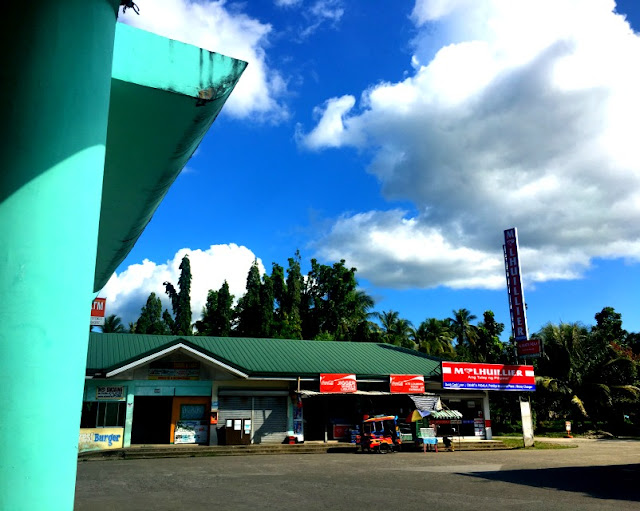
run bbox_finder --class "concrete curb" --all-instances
[78,440,509,461]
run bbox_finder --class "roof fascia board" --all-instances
[112,23,247,99]
[105,342,249,379]
[246,374,438,381]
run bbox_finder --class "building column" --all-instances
[483,391,493,439]
[210,383,220,445]
[124,387,135,447]
[0,1,120,510]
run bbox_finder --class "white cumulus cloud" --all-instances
[118,0,287,121]
[99,244,265,327]
[302,0,640,289]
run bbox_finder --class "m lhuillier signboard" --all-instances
[503,228,541,358]
[442,362,535,391]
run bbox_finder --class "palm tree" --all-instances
[395,318,416,349]
[536,322,640,423]
[336,290,376,341]
[374,310,414,348]
[101,314,125,333]
[413,318,455,357]
[448,308,478,347]
[374,310,400,344]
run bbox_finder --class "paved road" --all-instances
[75,439,640,511]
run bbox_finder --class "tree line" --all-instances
[100,252,640,434]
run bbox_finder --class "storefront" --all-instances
[82,333,497,452]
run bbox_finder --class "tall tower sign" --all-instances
[503,228,541,358]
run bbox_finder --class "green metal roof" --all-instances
[87,333,442,379]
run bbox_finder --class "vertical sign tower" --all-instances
[503,228,541,358]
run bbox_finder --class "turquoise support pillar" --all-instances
[0,1,120,510]
[124,388,135,447]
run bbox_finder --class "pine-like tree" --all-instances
[135,292,168,335]
[236,261,263,337]
[163,254,192,335]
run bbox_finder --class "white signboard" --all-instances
[96,386,125,400]
[174,421,208,444]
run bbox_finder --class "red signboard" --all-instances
[517,338,542,357]
[441,362,535,391]
[91,298,106,317]
[320,374,357,393]
[332,424,350,439]
[90,297,107,326]
[389,374,425,394]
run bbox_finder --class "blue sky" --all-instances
[103,0,640,338]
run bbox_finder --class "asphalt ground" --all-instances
[75,439,640,511]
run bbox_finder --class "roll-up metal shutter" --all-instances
[219,396,253,423]
[219,395,288,444]
[252,396,288,444]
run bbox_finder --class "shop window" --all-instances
[80,401,125,428]
[80,402,97,428]
[180,404,206,420]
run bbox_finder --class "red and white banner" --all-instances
[320,374,357,393]
[91,298,106,317]
[441,362,535,391]
[389,374,425,394]
[90,297,107,326]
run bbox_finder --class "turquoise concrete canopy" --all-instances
[94,23,247,291]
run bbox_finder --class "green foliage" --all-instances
[301,258,373,342]
[163,255,192,335]
[499,437,576,450]
[281,254,303,339]
[162,309,174,334]
[135,292,169,335]
[373,310,415,348]
[472,311,505,363]
[235,260,264,337]
[449,308,479,357]
[534,316,640,428]
[593,306,628,346]
[101,314,125,333]
[196,281,234,336]
[413,318,455,357]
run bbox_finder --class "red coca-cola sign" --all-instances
[389,374,425,393]
[320,374,357,393]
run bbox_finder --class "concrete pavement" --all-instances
[75,438,640,510]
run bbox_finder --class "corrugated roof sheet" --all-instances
[87,333,442,378]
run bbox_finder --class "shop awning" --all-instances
[410,394,442,412]
[429,409,463,419]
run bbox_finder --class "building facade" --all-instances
[81,333,493,451]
